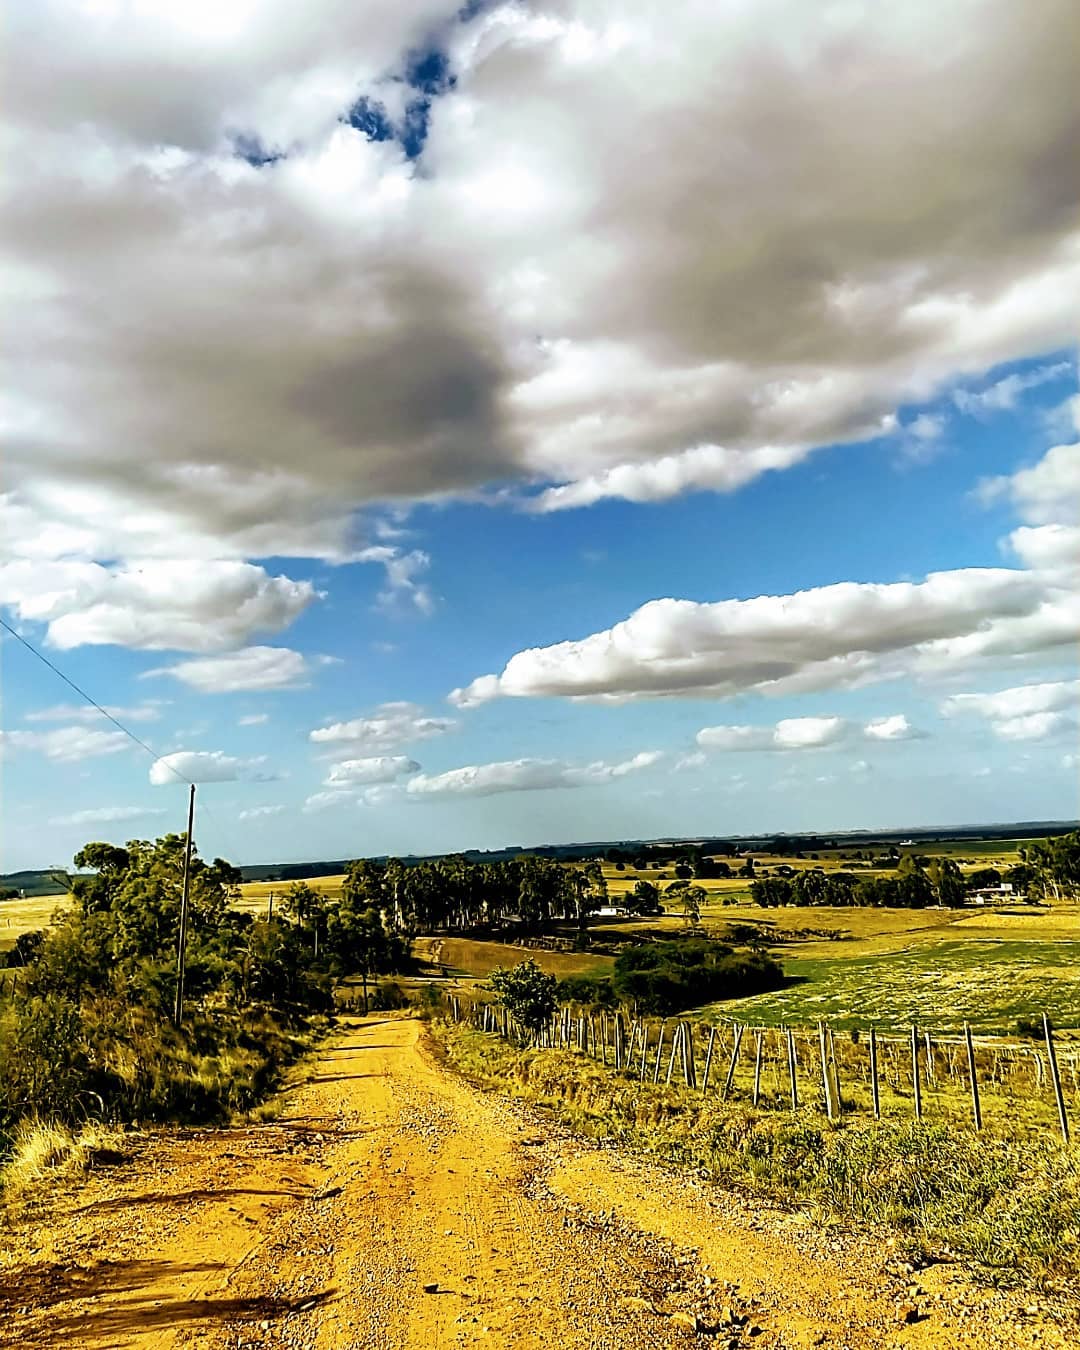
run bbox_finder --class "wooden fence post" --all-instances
[722,1023,744,1101]
[786,1027,799,1111]
[911,1025,923,1121]
[1045,1013,1070,1144]
[653,1024,666,1084]
[964,1023,982,1131]
[752,1029,763,1107]
[639,1024,650,1082]
[869,1027,880,1119]
[827,1025,842,1113]
[817,1023,835,1119]
[701,1025,717,1095]
[665,1027,679,1086]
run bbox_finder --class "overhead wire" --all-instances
[0,616,245,863]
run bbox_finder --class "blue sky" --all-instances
[1,2,1078,871]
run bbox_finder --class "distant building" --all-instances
[969,883,1015,905]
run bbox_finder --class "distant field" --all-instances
[234,874,347,918]
[710,936,1080,1033]
[0,896,69,952]
[413,936,611,980]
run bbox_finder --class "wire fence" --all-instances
[443,994,1077,1142]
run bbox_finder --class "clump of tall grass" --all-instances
[1,1118,127,1202]
[433,1023,1080,1281]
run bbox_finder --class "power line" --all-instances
[0,615,190,782]
[2,615,249,862]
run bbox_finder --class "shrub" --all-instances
[612,939,784,1015]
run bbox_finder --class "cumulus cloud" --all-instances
[452,565,1068,706]
[697,717,849,752]
[48,805,168,827]
[149,749,270,785]
[697,714,922,751]
[147,645,312,692]
[310,703,456,754]
[2,0,1077,574]
[981,442,1080,527]
[942,679,1079,741]
[405,751,662,797]
[0,560,319,652]
[323,756,421,788]
[2,726,132,762]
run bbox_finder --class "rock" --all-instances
[619,1296,656,1314]
[423,1283,440,1294]
[669,1311,700,1332]
[311,1185,343,1201]
[897,1302,921,1324]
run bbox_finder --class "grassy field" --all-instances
[708,937,1080,1033]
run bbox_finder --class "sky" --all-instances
[1,0,1078,872]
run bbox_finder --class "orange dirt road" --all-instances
[0,1014,1075,1350]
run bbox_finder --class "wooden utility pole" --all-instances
[173,783,196,1029]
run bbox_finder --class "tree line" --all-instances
[747,833,1080,909]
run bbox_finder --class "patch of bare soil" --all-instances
[1,1015,1075,1349]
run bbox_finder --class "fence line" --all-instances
[443,993,1076,1141]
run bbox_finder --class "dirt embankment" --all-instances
[0,1015,1074,1349]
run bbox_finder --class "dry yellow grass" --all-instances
[413,936,611,980]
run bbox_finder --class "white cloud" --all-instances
[2,0,1077,566]
[238,713,270,726]
[302,789,353,813]
[0,560,319,652]
[405,750,662,798]
[25,702,163,724]
[1007,524,1080,572]
[953,362,1073,416]
[323,756,421,788]
[942,679,1079,742]
[864,714,920,741]
[2,725,132,762]
[452,565,1062,706]
[237,804,287,821]
[149,749,270,785]
[672,750,706,772]
[980,442,1080,527]
[375,549,435,615]
[310,703,456,754]
[697,717,849,752]
[48,805,168,827]
[147,646,312,692]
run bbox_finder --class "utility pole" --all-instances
[173,783,196,1029]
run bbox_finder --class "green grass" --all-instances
[713,939,1080,1032]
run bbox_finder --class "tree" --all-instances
[666,880,705,927]
[630,878,661,914]
[488,960,557,1037]
[1021,832,1080,901]
[926,857,965,907]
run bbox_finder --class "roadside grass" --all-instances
[433,1022,1080,1283]
[710,938,1080,1032]
[0,1118,128,1205]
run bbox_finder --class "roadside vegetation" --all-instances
[0,835,412,1174]
[434,1021,1080,1283]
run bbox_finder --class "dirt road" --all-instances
[0,1015,1074,1349]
